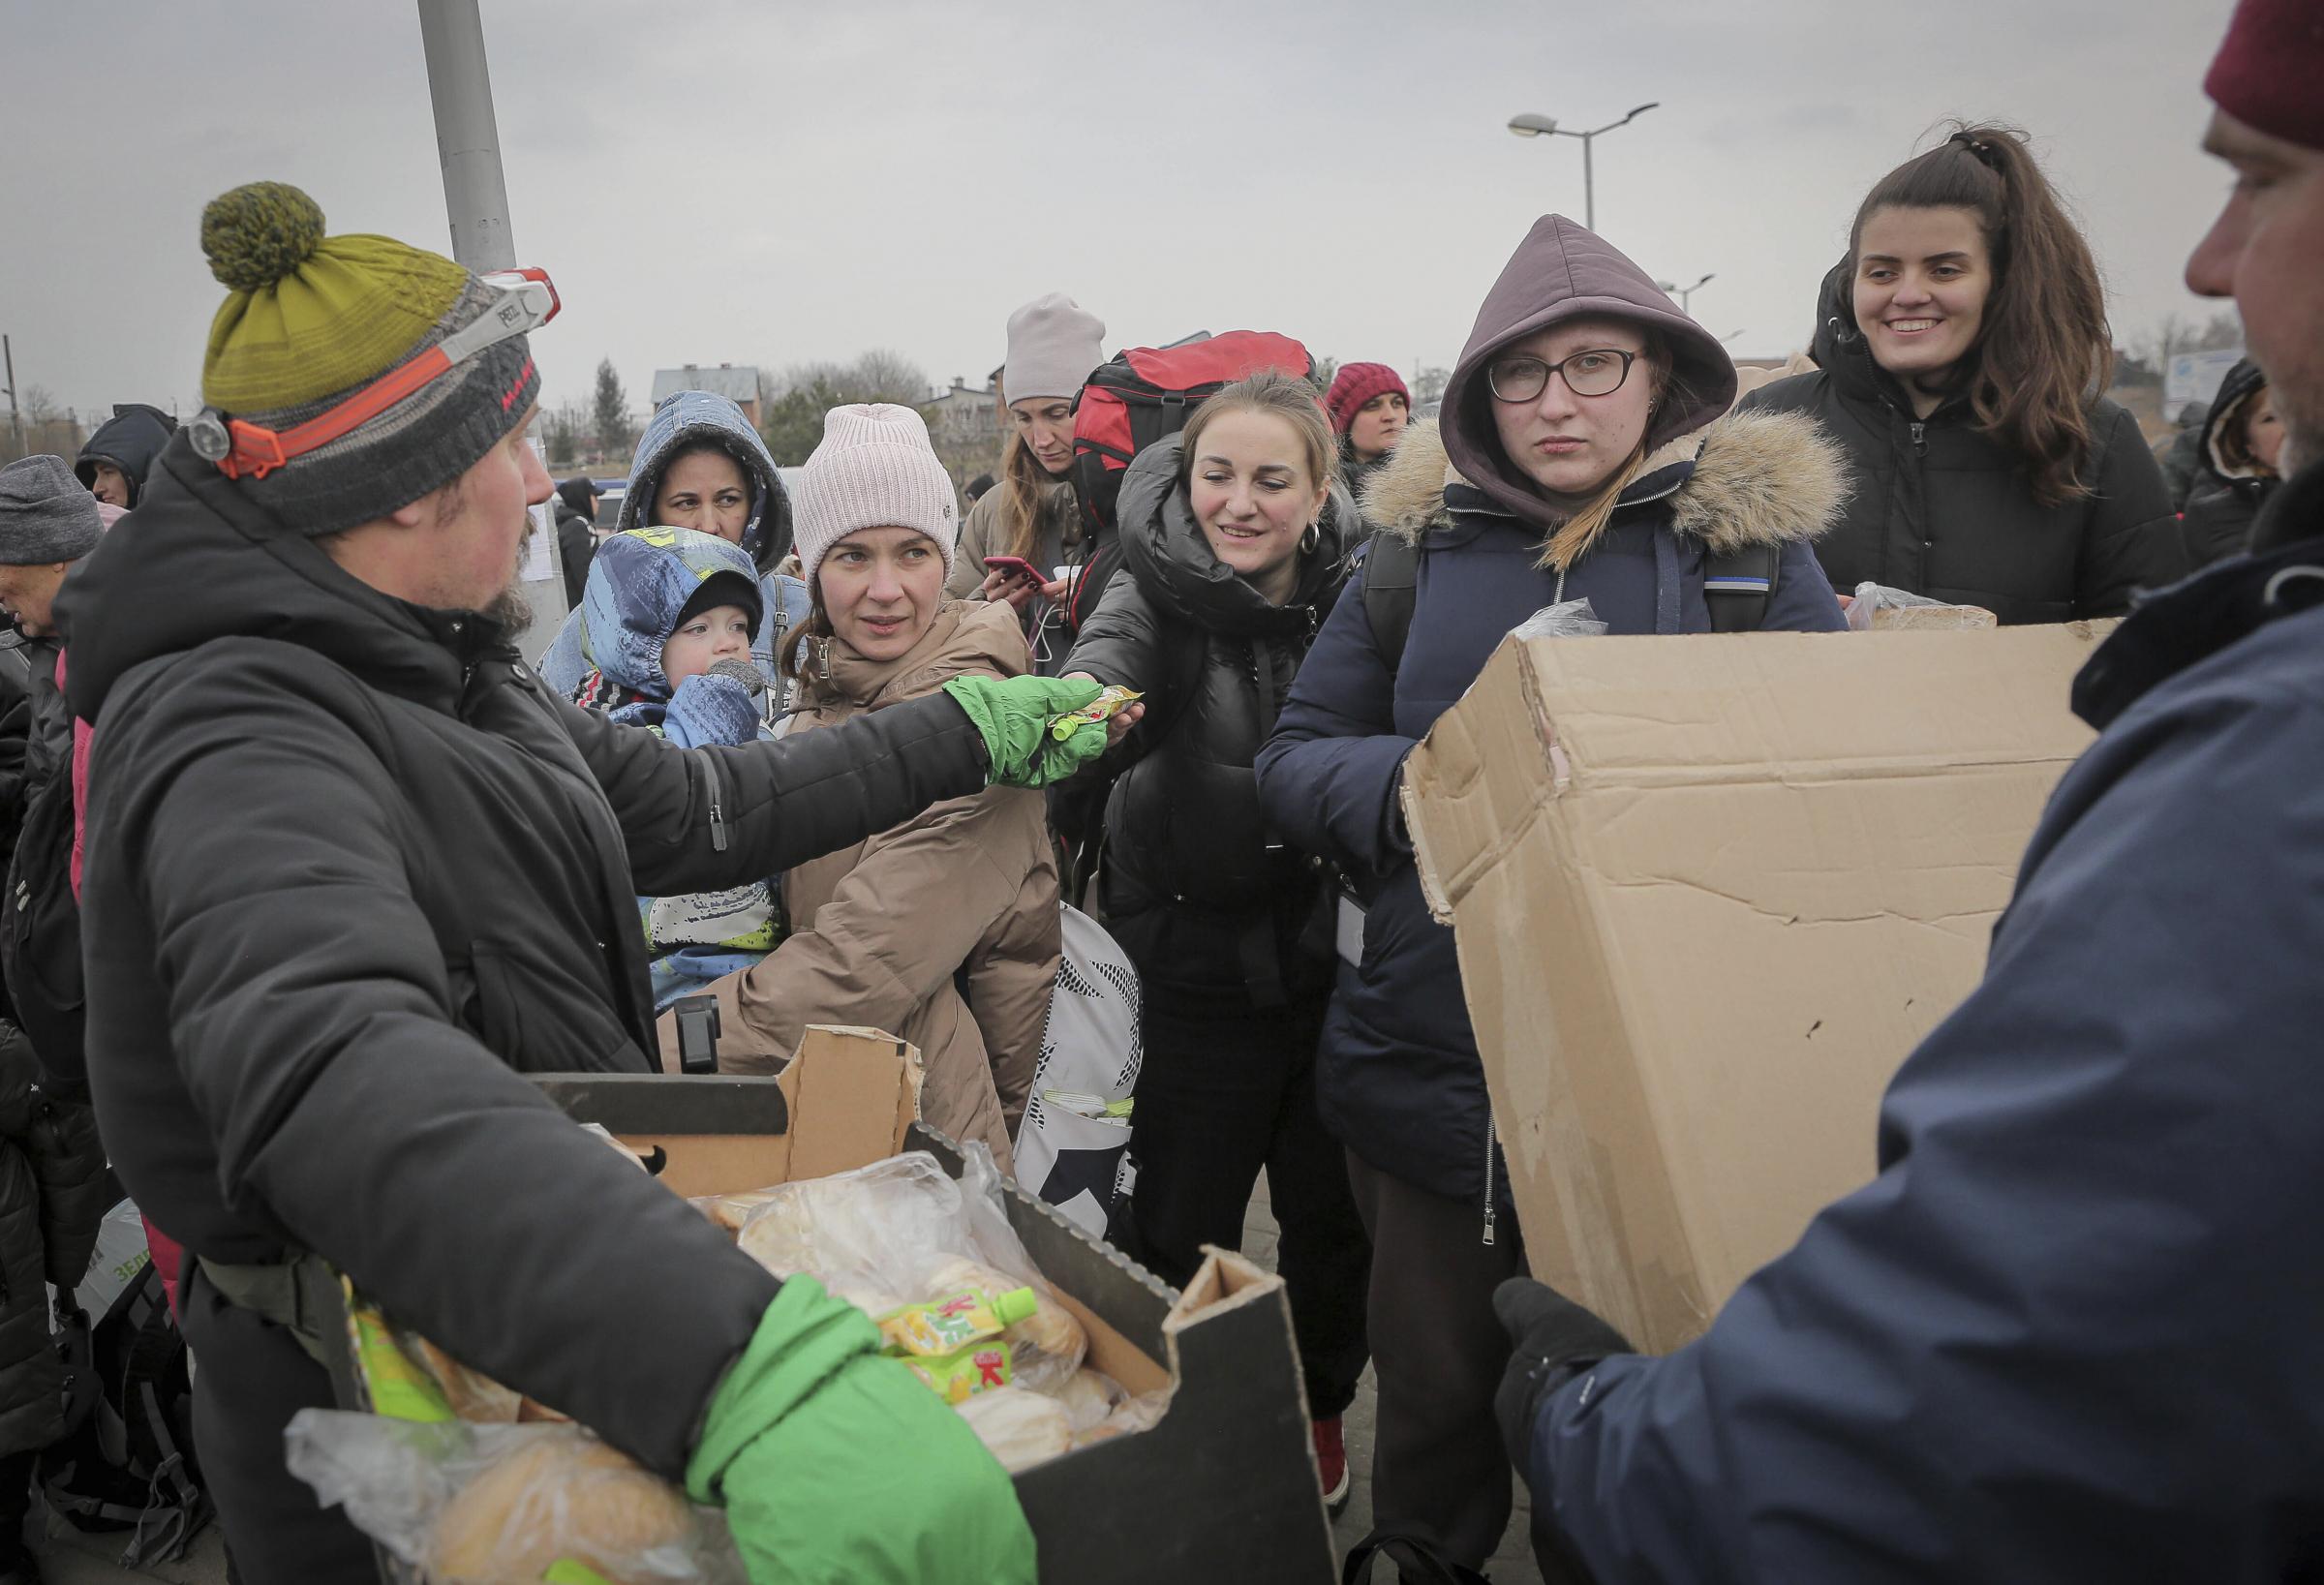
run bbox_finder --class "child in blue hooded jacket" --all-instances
[582,526,783,1008]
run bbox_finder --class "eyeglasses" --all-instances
[190,266,561,480]
[1485,349,1639,404]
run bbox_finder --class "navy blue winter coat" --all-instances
[1523,459,2324,1582]
[1254,412,1849,1220]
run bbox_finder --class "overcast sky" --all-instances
[2,0,2240,426]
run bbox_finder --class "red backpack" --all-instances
[1063,331,1312,633]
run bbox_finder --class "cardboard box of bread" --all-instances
[309,1026,1336,1583]
[1400,624,2109,1355]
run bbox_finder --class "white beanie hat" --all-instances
[793,404,961,594]
[1003,293,1106,404]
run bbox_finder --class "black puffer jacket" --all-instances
[0,626,107,1460]
[73,404,178,507]
[54,434,990,1506]
[0,1021,107,1456]
[1065,436,1350,1002]
[1741,263,2186,623]
[2181,358,2281,569]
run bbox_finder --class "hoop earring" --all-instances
[1300,522,1321,554]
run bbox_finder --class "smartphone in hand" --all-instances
[983,555,1045,585]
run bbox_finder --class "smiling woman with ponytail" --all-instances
[1745,123,2186,623]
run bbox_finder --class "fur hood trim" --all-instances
[1360,412,1850,554]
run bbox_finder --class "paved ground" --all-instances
[37,1177,1543,1584]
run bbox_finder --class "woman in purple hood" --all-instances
[1255,214,1848,1569]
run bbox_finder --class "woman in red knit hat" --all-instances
[1325,362,1411,499]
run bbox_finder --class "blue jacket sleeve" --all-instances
[1525,625,2324,1582]
[1254,558,1419,875]
[1763,538,1848,632]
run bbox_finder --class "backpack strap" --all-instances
[1702,541,1782,632]
[1358,530,1420,674]
[1341,1522,1493,1585]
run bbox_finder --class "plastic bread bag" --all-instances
[733,1146,1086,1392]
[732,1151,970,1317]
[953,1386,1074,1474]
[1511,597,1609,640]
[285,1410,744,1584]
[1845,580,1938,632]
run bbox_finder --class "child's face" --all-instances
[660,603,755,687]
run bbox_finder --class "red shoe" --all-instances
[1313,1415,1352,1515]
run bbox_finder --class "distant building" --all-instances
[651,363,762,427]
[925,377,1001,445]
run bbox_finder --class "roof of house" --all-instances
[651,364,761,403]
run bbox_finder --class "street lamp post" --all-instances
[1655,273,1716,315]
[1506,103,1660,231]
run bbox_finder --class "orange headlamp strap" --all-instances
[217,346,457,480]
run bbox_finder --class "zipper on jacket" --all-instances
[1482,1105,1499,1247]
[704,753,731,852]
[1910,420,1928,456]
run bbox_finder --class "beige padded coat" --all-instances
[668,600,1060,1171]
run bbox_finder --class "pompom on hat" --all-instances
[195,181,541,537]
[791,405,961,594]
[2205,0,2324,151]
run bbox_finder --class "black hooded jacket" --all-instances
[73,403,178,506]
[51,432,990,1488]
[1742,262,2186,623]
[1065,436,1350,1001]
[2181,358,2280,569]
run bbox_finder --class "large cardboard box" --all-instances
[330,1027,1335,1583]
[1401,626,2107,1354]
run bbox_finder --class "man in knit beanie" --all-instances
[1491,3,2324,1578]
[0,456,105,637]
[49,182,1106,1584]
[2191,0,2324,504]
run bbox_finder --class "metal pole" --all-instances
[415,0,566,629]
[1581,134,1596,232]
[415,0,517,273]
[1,336,21,460]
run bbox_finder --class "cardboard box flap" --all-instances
[1407,626,2108,926]
[1404,624,2106,1352]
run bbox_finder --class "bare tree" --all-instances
[20,385,61,424]
[1412,366,1451,408]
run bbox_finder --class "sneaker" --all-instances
[1312,1416,1352,1516]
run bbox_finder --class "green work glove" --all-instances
[940,674,1109,788]
[688,1277,1036,1585]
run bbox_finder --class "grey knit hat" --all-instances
[1003,293,1105,404]
[0,456,104,565]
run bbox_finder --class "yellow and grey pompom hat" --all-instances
[196,181,542,536]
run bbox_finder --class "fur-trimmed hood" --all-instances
[1360,411,1851,557]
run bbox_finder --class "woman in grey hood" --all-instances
[1256,213,1847,1570]
[538,389,809,706]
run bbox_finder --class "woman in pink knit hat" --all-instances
[1325,362,1412,499]
[663,404,1063,1169]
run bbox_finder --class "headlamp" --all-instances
[194,267,559,481]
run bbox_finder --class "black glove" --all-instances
[1492,1277,1633,1468]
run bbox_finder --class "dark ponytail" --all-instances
[1850,123,2111,507]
